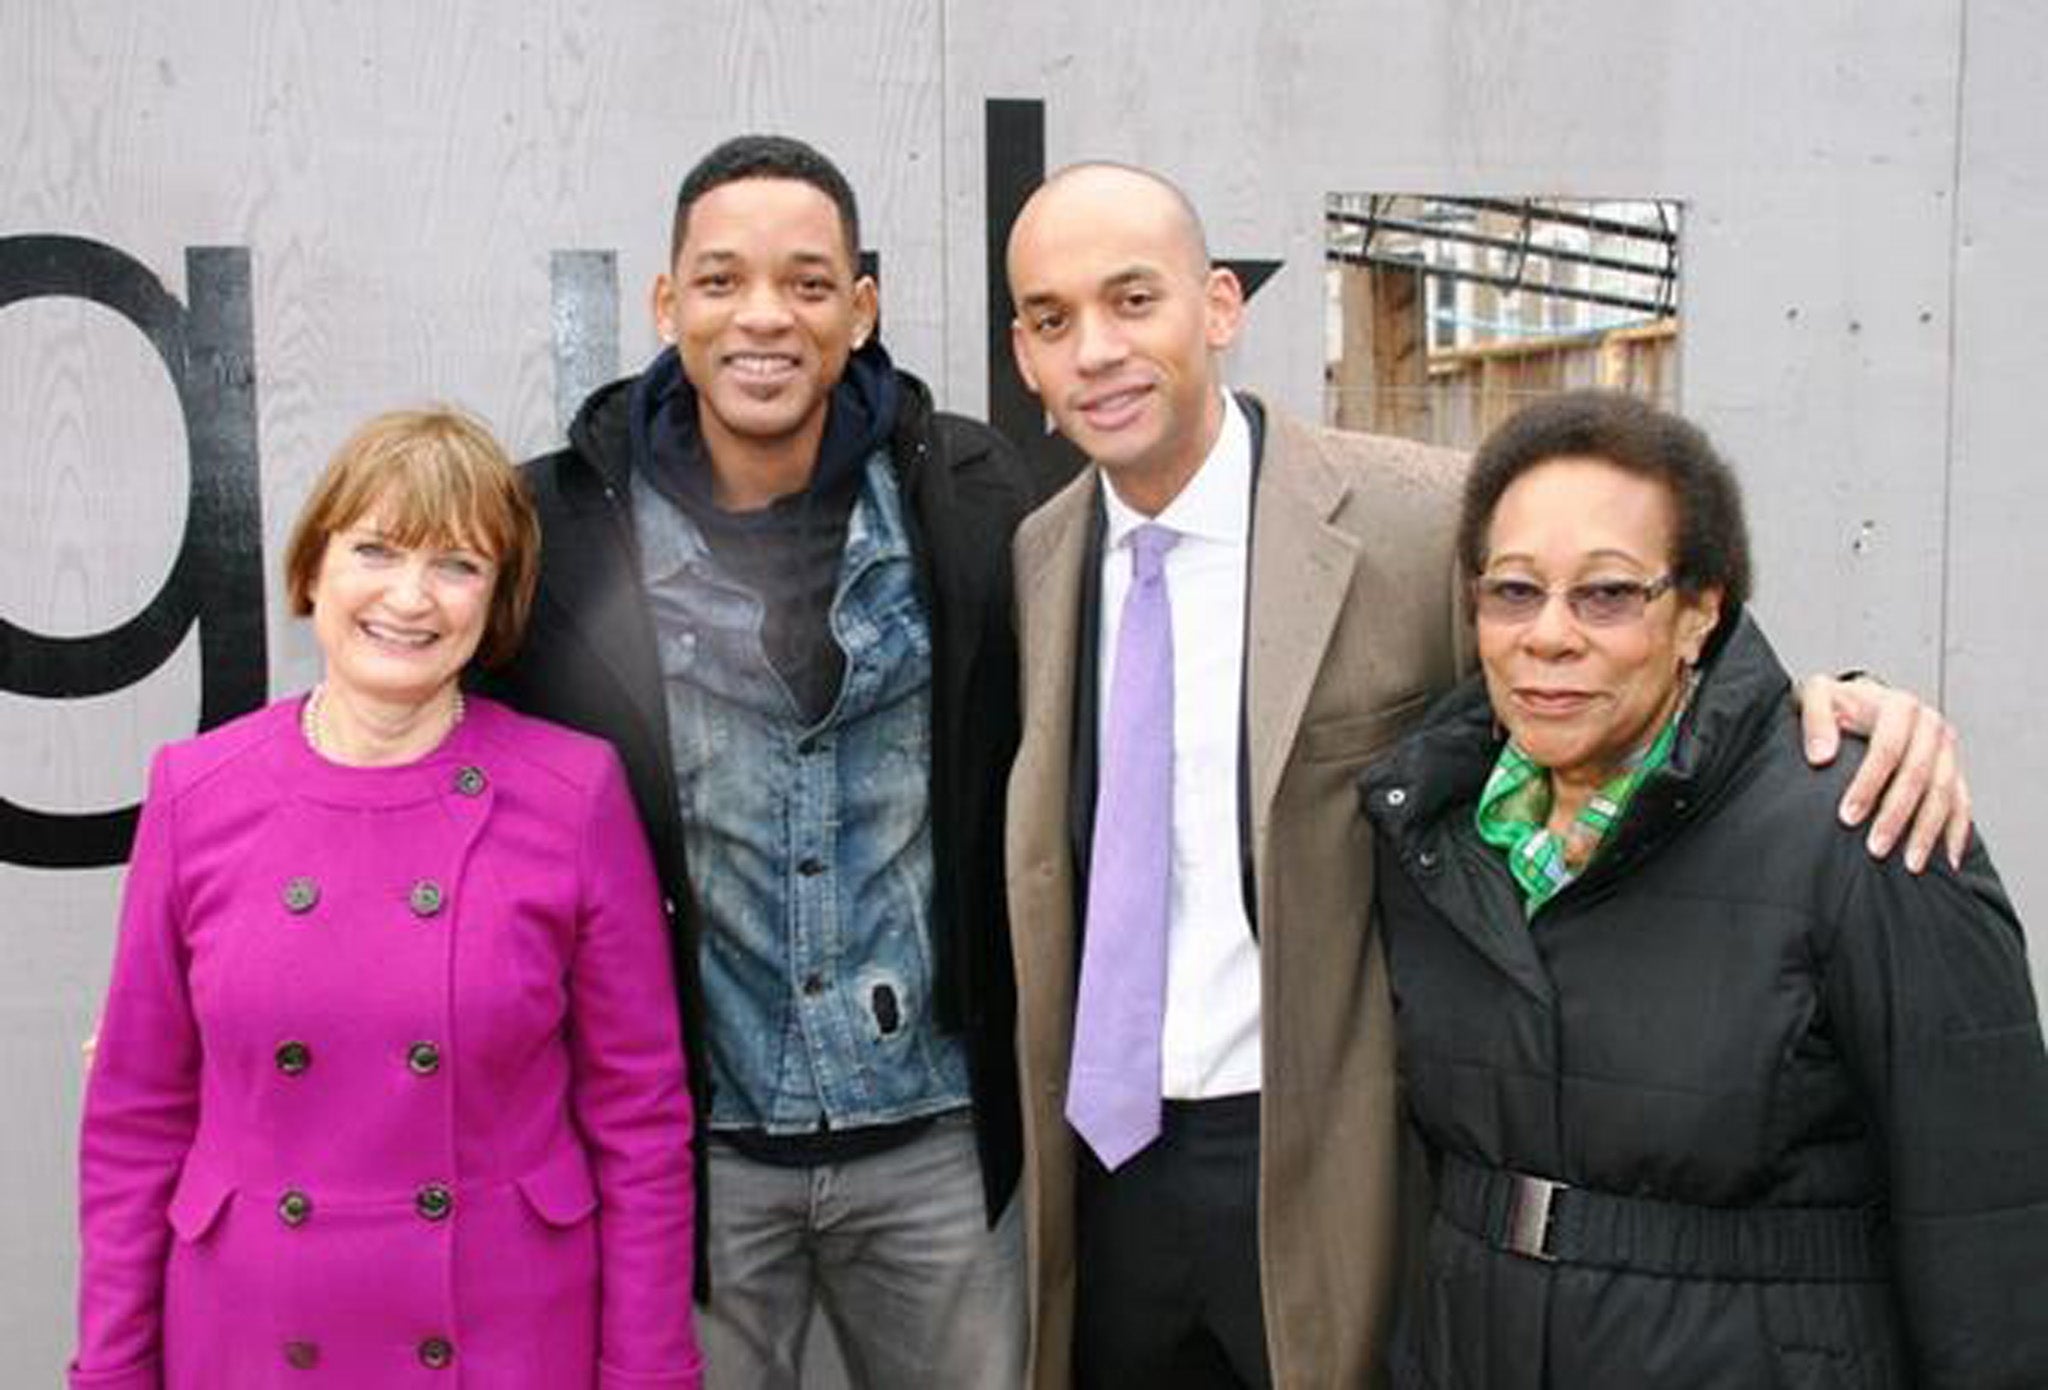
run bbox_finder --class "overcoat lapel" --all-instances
[535,494,670,755]
[1244,418,1361,882]
[1010,475,1096,985]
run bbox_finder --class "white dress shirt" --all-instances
[1097,391,1261,1099]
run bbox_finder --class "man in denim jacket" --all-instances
[484,134,1052,1388]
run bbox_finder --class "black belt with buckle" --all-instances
[1435,1151,1890,1281]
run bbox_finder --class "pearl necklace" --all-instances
[302,684,466,759]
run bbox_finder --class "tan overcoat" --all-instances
[1005,402,1467,1388]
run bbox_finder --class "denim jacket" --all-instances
[633,451,971,1131]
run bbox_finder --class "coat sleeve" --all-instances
[568,750,704,1390]
[71,749,201,1390]
[1823,837,2048,1389]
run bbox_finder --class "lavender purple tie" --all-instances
[1067,523,1179,1170]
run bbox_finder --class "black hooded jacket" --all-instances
[1361,614,2048,1388]
[480,349,1057,1288]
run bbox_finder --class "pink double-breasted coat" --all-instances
[72,696,702,1388]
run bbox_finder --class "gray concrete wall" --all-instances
[6,1,2043,1380]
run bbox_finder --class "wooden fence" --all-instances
[1326,259,1678,450]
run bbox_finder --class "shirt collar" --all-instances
[1100,390,1251,553]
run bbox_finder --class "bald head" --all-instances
[1004,160,1245,514]
[1007,162,1213,291]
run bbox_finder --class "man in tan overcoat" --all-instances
[1001,162,1464,1390]
[999,162,1973,1390]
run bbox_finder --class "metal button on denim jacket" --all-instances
[633,453,971,1131]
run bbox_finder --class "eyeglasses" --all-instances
[1473,573,1676,627]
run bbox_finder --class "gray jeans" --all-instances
[701,1112,1025,1390]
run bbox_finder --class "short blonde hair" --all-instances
[283,407,541,669]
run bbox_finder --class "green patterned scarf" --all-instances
[1474,702,1686,917]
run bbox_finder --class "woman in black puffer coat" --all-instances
[1362,391,2048,1389]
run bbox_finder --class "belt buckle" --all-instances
[1505,1172,1564,1262]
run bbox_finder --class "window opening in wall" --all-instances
[1325,194,1682,449]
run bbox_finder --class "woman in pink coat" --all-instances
[72,408,703,1388]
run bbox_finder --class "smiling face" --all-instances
[653,176,877,469]
[309,503,496,714]
[1477,457,1722,793]
[1007,165,1244,515]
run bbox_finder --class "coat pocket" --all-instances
[166,1166,235,1243]
[515,1145,599,1228]
[1297,692,1432,765]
